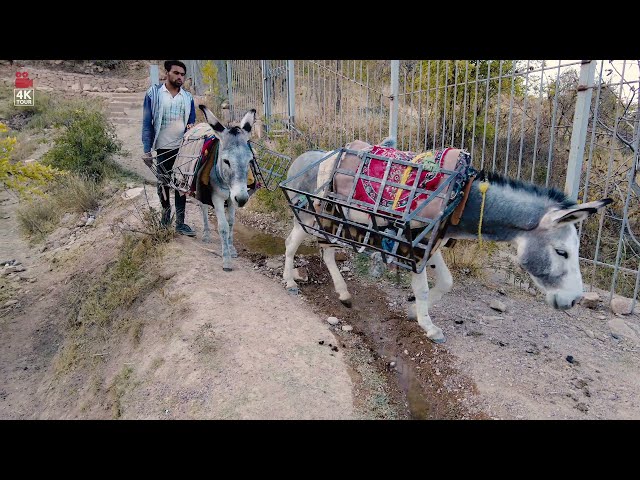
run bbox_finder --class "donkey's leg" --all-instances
[411,268,445,343]
[426,250,453,309]
[211,196,233,271]
[225,201,238,258]
[201,203,212,243]
[321,244,353,308]
[283,222,308,294]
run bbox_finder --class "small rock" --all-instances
[115,87,130,93]
[159,270,177,280]
[327,316,340,326]
[454,319,464,325]
[580,292,600,309]
[566,355,579,365]
[3,300,18,307]
[586,330,595,339]
[265,258,283,270]
[292,267,308,282]
[610,297,635,315]
[339,266,350,273]
[467,330,483,337]
[341,325,353,332]
[404,349,409,355]
[389,361,396,368]
[334,250,348,262]
[575,403,589,413]
[608,318,639,343]
[489,299,507,312]
[497,288,507,296]
[481,315,503,324]
[85,217,95,227]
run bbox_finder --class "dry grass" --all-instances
[16,174,104,241]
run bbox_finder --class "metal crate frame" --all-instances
[249,141,292,191]
[280,147,470,273]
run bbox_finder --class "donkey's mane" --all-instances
[478,170,576,209]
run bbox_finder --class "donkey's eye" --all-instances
[555,249,568,259]
[223,159,230,166]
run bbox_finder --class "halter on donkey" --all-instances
[280,138,611,344]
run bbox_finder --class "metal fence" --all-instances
[177,59,639,307]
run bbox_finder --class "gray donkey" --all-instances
[198,105,256,271]
[282,140,611,344]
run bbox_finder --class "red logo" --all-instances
[15,71,33,89]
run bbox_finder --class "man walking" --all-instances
[142,60,197,236]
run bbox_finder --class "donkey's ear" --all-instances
[240,109,257,133]
[539,198,612,229]
[199,105,225,133]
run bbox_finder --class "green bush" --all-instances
[42,108,122,180]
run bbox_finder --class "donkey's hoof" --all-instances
[286,287,300,295]
[426,328,446,344]
[223,267,233,272]
[340,298,353,308]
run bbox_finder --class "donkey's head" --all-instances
[199,105,256,207]
[515,198,612,309]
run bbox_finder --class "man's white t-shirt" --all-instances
[155,83,186,150]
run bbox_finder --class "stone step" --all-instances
[110,117,140,125]
[109,93,146,99]
[109,101,141,109]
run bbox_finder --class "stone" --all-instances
[341,325,353,332]
[327,316,340,326]
[580,292,600,309]
[608,318,639,343]
[489,299,507,312]
[3,300,18,307]
[334,250,348,262]
[292,267,308,283]
[610,297,636,315]
[115,87,129,93]
[265,258,283,270]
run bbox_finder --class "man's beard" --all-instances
[169,78,182,88]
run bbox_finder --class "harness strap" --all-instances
[449,174,476,226]
[477,181,490,247]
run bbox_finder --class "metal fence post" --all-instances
[149,64,159,86]
[565,60,597,202]
[226,61,233,114]
[261,60,271,135]
[389,60,399,140]
[287,60,295,126]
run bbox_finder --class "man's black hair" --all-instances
[164,60,187,73]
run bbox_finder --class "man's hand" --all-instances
[186,123,194,130]
[142,151,153,168]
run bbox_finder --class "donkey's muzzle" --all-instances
[235,195,248,207]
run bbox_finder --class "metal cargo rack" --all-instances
[279,147,471,273]
[249,141,293,191]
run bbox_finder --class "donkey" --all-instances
[198,105,256,271]
[282,140,611,344]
